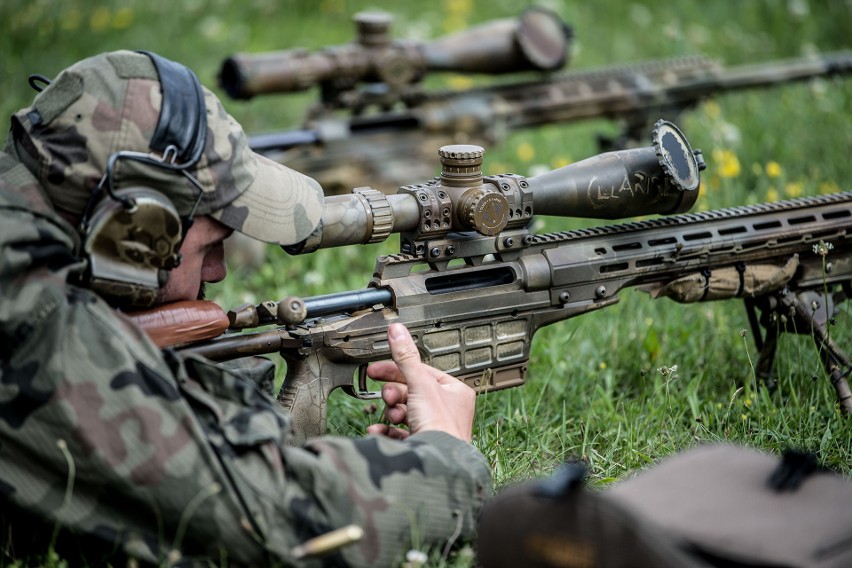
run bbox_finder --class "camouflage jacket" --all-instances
[0,151,492,567]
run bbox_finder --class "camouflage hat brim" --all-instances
[210,152,324,246]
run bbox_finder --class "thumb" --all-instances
[387,323,425,382]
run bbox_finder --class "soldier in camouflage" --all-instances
[0,50,491,567]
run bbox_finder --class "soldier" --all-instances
[0,50,490,567]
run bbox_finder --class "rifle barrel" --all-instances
[249,130,320,152]
[301,288,393,319]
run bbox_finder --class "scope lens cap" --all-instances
[653,120,700,192]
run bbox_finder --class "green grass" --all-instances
[3,0,852,565]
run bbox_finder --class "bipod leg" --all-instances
[756,324,780,392]
[788,294,852,414]
[744,297,779,391]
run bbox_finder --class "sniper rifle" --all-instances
[219,10,851,192]
[137,120,852,441]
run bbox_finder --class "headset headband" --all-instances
[138,50,207,165]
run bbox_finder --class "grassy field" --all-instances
[3,0,852,565]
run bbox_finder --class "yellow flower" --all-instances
[445,0,473,16]
[552,157,572,169]
[703,100,721,119]
[90,7,110,31]
[598,362,607,370]
[766,189,779,202]
[765,161,782,178]
[712,148,740,178]
[785,182,804,198]
[112,7,134,29]
[446,75,474,90]
[819,180,840,194]
[517,142,535,163]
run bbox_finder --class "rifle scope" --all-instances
[284,120,706,256]
[219,7,571,100]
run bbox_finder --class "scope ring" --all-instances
[352,187,394,244]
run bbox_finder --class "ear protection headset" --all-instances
[75,51,208,308]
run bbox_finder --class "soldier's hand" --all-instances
[365,323,476,442]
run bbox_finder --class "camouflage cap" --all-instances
[7,50,323,246]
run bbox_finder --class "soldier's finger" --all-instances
[384,426,410,440]
[366,360,406,383]
[386,323,431,384]
[381,382,408,406]
[366,423,410,440]
[385,403,408,425]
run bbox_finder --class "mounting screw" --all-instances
[559,291,570,303]
[504,237,514,247]
[446,245,456,255]
[596,286,607,298]
[430,247,441,258]
[523,235,533,245]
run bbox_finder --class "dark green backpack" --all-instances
[477,444,852,567]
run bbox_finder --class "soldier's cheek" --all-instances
[201,242,227,283]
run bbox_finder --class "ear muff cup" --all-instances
[84,187,183,308]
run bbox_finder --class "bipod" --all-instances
[745,286,852,414]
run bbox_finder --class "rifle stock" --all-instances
[176,123,852,441]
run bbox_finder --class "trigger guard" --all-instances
[341,366,383,400]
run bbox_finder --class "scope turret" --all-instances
[284,120,706,258]
[218,7,572,102]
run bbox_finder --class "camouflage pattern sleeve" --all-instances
[0,161,492,567]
